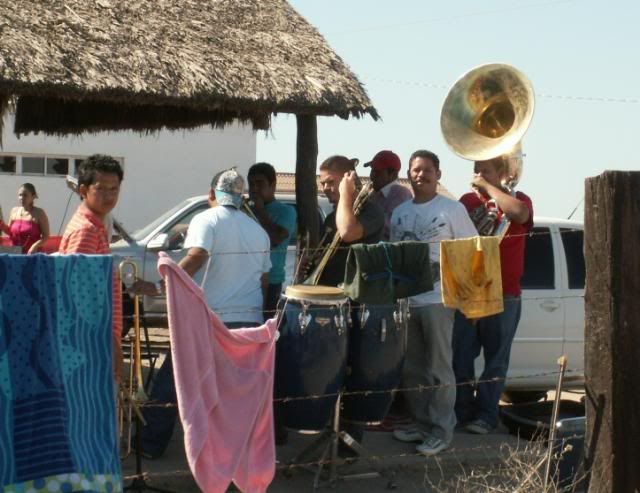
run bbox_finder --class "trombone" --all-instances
[118,259,148,455]
[240,196,260,223]
[303,178,374,286]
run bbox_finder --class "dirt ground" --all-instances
[119,329,585,492]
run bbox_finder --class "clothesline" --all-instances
[146,227,581,258]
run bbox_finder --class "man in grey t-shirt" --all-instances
[311,155,384,453]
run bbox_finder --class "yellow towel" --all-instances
[440,236,503,319]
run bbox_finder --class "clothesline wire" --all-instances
[122,293,586,320]
[130,367,584,409]
[365,76,639,105]
[131,227,581,258]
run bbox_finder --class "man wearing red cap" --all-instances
[365,150,413,240]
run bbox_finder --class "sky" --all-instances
[256,0,640,220]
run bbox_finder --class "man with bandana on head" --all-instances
[130,169,271,459]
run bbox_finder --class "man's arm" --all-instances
[252,197,289,246]
[177,247,209,277]
[336,171,365,243]
[471,176,530,225]
[129,247,209,297]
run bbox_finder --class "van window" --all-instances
[521,227,555,290]
[165,204,209,250]
[560,228,585,289]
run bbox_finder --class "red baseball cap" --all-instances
[364,150,401,171]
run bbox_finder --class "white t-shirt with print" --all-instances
[390,194,477,305]
[184,206,271,323]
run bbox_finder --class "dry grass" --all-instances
[423,439,586,493]
[0,0,378,136]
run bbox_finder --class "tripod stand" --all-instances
[287,393,397,490]
[119,260,174,493]
[123,416,174,493]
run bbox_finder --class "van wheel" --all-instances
[501,390,548,404]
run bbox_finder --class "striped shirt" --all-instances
[59,203,122,339]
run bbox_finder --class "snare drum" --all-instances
[274,285,348,432]
[342,300,408,424]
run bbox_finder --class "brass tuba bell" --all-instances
[440,63,535,190]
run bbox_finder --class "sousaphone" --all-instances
[440,63,535,191]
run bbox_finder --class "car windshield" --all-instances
[130,199,195,241]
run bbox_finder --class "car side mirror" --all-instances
[147,233,169,251]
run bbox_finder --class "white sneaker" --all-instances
[392,426,426,443]
[416,435,449,456]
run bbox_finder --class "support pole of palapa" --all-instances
[295,114,320,255]
[584,170,640,492]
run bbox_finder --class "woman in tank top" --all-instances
[0,183,50,254]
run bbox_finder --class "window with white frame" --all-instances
[0,155,17,173]
[46,157,69,175]
[0,153,124,176]
[22,156,46,174]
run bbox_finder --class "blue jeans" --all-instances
[452,297,522,428]
[140,321,259,458]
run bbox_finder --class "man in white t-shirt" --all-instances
[390,150,477,456]
[131,169,271,459]
[184,169,271,325]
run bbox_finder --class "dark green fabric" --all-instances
[317,201,384,287]
[343,241,433,304]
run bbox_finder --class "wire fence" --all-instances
[118,226,587,485]
[121,433,588,483]
[122,291,585,320]
[123,227,583,259]
[123,366,584,409]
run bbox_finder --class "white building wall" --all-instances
[0,114,256,234]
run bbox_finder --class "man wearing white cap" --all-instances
[180,169,271,324]
[365,150,413,240]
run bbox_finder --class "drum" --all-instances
[275,285,348,432]
[342,300,408,424]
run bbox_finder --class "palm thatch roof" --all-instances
[0,0,378,137]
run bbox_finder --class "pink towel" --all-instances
[157,253,277,493]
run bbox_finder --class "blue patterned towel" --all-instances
[0,254,122,493]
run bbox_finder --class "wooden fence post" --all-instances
[295,114,319,250]
[584,171,640,492]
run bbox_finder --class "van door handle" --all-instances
[540,300,560,312]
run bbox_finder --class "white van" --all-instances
[501,217,584,399]
[110,194,332,313]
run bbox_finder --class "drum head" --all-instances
[285,284,346,303]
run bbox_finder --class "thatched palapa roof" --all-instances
[0,0,378,137]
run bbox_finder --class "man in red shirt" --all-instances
[59,154,124,383]
[452,155,533,434]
